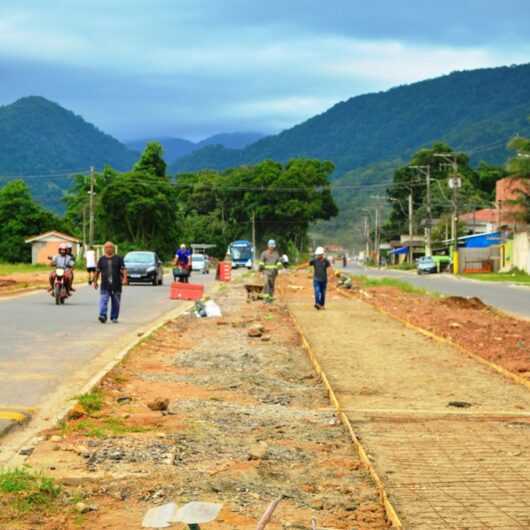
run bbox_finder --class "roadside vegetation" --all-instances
[0,467,61,516]
[463,269,530,285]
[0,263,49,275]
[352,274,439,296]
[76,389,104,414]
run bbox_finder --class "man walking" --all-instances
[258,239,282,301]
[85,245,97,285]
[308,247,331,310]
[296,247,331,309]
[93,241,127,323]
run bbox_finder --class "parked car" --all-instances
[124,251,164,285]
[417,256,437,274]
[416,255,452,274]
[191,254,209,274]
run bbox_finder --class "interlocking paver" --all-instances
[286,293,530,529]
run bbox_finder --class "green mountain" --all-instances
[0,96,136,211]
[126,137,196,161]
[171,63,530,247]
[126,132,266,163]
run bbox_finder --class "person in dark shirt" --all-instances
[93,241,127,323]
[308,246,331,310]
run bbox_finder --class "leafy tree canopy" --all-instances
[0,180,62,262]
[133,141,166,177]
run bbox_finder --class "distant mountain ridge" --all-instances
[126,132,266,163]
[0,96,136,175]
[0,96,137,211]
[171,63,530,175]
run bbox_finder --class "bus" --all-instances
[228,240,254,269]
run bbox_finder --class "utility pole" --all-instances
[82,204,87,253]
[374,206,380,268]
[88,166,96,247]
[410,165,432,256]
[434,154,461,273]
[369,196,387,268]
[251,211,256,260]
[408,192,413,264]
[363,216,370,260]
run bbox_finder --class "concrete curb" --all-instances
[1,278,225,465]
[0,409,33,438]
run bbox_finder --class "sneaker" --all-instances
[111,319,119,324]
[98,315,107,323]
[314,304,321,310]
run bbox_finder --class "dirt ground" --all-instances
[0,271,87,296]
[8,280,388,529]
[347,279,530,378]
[281,271,530,529]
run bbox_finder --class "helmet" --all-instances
[267,239,276,248]
[180,243,186,249]
[314,246,325,256]
[58,243,67,253]
[65,242,73,249]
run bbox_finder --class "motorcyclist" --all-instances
[49,243,75,295]
[65,242,76,291]
[174,243,192,283]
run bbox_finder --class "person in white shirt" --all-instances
[85,246,97,285]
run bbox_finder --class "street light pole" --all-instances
[434,154,461,273]
[410,165,432,256]
[88,166,96,247]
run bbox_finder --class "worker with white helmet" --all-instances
[258,239,282,301]
[308,246,331,310]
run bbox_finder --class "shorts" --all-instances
[87,267,96,273]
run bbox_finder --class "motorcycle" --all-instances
[53,267,69,305]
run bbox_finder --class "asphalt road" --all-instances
[0,271,214,435]
[346,263,530,319]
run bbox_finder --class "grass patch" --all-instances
[0,467,61,514]
[66,417,149,438]
[462,270,530,285]
[388,262,417,271]
[76,390,103,414]
[0,263,49,275]
[352,275,438,296]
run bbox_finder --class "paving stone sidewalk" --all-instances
[286,293,530,529]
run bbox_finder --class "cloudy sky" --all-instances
[1,0,529,141]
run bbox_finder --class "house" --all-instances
[25,231,81,265]
[453,231,502,273]
[459,208,497,234]
[459,177,529,234]
[496,177,529,229]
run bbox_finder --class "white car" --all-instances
[191,254,209,274]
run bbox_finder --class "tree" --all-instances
[174,159,338,256]
[505,123,530,223]
[63,166,118,240]
[382,143,491,241]
[133,142,167,177]
[0,180,61,262]
[99,171,178,256]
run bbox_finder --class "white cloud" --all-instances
[1,2,529,139]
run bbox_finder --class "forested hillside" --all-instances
[173,64,530,174]
[0,97,136,211]
[172,63,530,246]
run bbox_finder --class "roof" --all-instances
[459,208,497,224]
[25,231,80,244]
[457,230,500,241]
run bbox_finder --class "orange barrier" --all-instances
[216,261,232,282]
[169,282,204,301]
